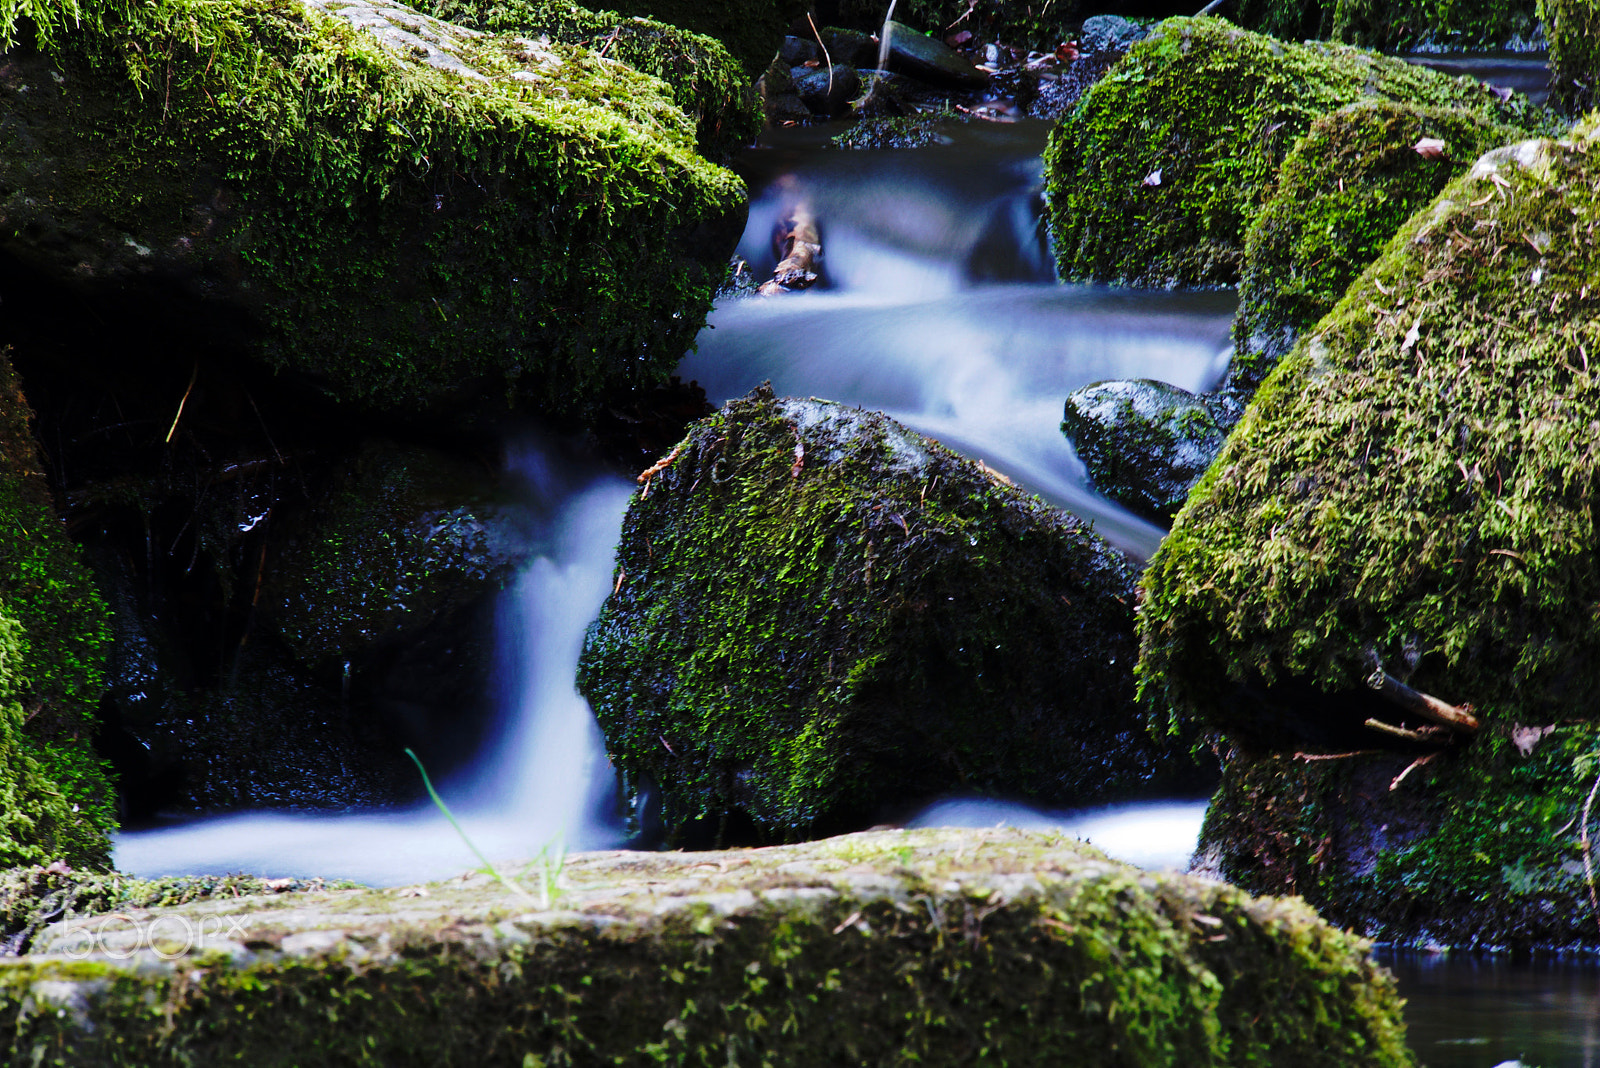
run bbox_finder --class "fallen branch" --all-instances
[1389,751,1439,791]
[1363,717,1441,744]
[1293,750,1381,762]
[758,201,822,295]
[1366,670,1479,733]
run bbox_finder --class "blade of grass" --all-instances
[405,747,538,906]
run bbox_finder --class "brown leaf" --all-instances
[1413,136,1447,159]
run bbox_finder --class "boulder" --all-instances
[1231,99,1526,398]
[1539,0,1600,114]
[1061,379,1226,523]
[560,0,807,80]
[578,387,1188,843]
[820,26,879,69]
[1078,14,1149,54]
[1043,17,1546,289]
[0,0,746,422]
[882,21,988,89]
[1140,119,1600,945]
[0,351,112,871]
[794,64,862,116]
[422,0,761,160]
[780,34,822,65]
[0,828,1415,1066]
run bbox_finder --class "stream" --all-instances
[113,105,1594,1064]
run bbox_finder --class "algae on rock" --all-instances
[0,828,1416,1066]
[1140,120,1600,945]
[0,0,746,420]
[1231,99,1527,397]
[1044,17,1545,289]
[0,352,112,871]
[578,387,1191,843]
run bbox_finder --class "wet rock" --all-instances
[578,386,1196,844]
[820,25,879,68]
[1078,14,1148,53]
[780,34,821,64]
[0,828,1413,1066]
[0,0,745,422]
[1061,379,1225,523]
[882,20,989,89]
[1230,99,1526,400]
[794,64,862,116]
[1140,119,1600,948]
[1044,16,1550,288]
[0,353,112,870]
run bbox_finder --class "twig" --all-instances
[165,363,199,444]
[806,12,833,98]
[1389,751,1439,791]
[1366,670,1479,733]
[1195,0,1228,14]
[1363,717,1437,744]
[1582,770,1600,939]
[1293,749,1381,761]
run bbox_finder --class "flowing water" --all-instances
[109,103,1587,1063]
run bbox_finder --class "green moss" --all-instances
[1224,0,1541,50]
[562,0,806,81]
[0,0,745,419]
[421,0,760,159]
[1199,724,1600,948]
[1232,99,1527,396]
[1140,120,1600,766]
[578,387,1185,842]
[1539,0,1600,114]
[0,828,1415,1066]
[1044,17,1546,289]
[0,352,112,871]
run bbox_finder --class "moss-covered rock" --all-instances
[1139,120,1600,941]
[0,827,1415,1066]
[1043,17,1544,289]
[267,441,529,668]
[565,0,806,80]
[1227,0,1542,51]
[1539,0,1600,114]
[0,351,112,871]
[1061,379,1226,523]
[0,0,745,420]
[1196,726,1600,950]
[578,387,1190,844]
[420,0,760,159]
[1232,99,1527,396]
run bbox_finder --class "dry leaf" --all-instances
[1413,137,1447,159]
[1511,724,1555,756]
[1400,316,1423,353]
[1141,168,1162,187]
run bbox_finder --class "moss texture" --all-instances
[0,351,112,871]
[421,0,760,159]
[578,387,1189,843]
[1226,0,1541,51]
[1539,0,1600,114]
[266,441,528,668]
[1232,99,1527,397]
[1043,17,1546,289]
[0,0,745,420]
[1197,723,1600,950]
[574,0,806,80]
[0,828,1414,1066]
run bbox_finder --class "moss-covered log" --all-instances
[1231,99,1526,396]
[1538,0,1600,114]
[0,0,745,420]
[579,387,1194,843]
[420,0,760,159]
[1043,17,1546,289]
[0,828,1414,1066]
[0,350,112,871]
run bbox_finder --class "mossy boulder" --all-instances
[556,0,807,80]
[1539,0,1600,114]
[420,0,761,159]
[1231,99,1527,397]
[0,827,1415,1066]
[1139,121,1600,939]
[578,387,1189,844]
[267,441,529,668]
[0,351,112,871]
[0,0,745,421]
[1196,726,1600,951]
[1043,17,1544,289]
[1061,379,1226,523]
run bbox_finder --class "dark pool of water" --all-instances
[1382,950,1600,1067]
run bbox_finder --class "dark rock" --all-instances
[781,34,822,64]
[1078,14,1148,53]
[820,25,879,68]
[882,20,989,88]
[1061,379,1225,523]
[795,64,862,115]
[579,386,1198,844]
